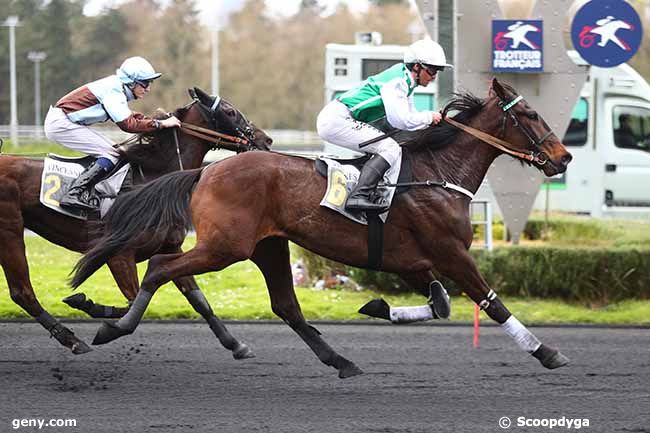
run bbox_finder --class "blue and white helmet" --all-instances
[116,56,162,85]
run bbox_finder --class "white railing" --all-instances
[0,125,325,149]
[470,199,493,251]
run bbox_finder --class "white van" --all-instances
[532,51,650,217]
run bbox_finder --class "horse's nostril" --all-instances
[562,153,573,165]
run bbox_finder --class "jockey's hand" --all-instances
[161,115,181,128]
[430,111,442,126]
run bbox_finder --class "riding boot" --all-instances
[345,155,391,212]
[60,162,110,211]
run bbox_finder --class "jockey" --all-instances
[317,38,452,212]
[44,56,181,212]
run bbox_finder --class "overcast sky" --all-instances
[83,0,373,25]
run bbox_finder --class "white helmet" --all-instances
[116,56,162,85]
[404,38,453,69]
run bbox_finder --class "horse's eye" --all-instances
[525,112,538,120]
[226,109,236,116]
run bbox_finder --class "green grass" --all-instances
[1,139,83,157]
[1,235,649,325]
[525,211,650,248]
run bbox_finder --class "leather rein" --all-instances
[179,123,249,151]
[445,94,553,166]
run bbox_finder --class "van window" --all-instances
[562,98,588,146]
[613,106,650,152]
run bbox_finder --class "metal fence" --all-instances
[0,125,325,150]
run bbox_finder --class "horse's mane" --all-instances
[120,104,193,169]
[404,91,485,152]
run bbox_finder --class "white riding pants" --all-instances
[317,100,402,175]
[44,106,120,164]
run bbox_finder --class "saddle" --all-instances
[40,154,132,220]
[314,151,413,196]
[315,151,412,270]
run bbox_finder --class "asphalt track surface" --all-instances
[0,321,648,433]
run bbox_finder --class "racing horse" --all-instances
[72,78,573,378]
[0,87,272,355]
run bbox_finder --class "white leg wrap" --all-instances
[501,315,541,353]
[116,290,153,331]
[389,305,433,324]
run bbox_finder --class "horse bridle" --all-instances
[195,97,256,144]
[445,94,553,166]
[498,94,554,164]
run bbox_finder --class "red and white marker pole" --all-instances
[473,304,480,348]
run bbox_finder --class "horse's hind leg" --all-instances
[63,254,136,318]
[400,270,451,319]
[92,243,243,345]
[0,223,91,354]
[174,275,254,359]
[251,237,363,379]
[438,246,569,369]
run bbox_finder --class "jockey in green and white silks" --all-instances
[44,56,181,212]
[317,38,452,212]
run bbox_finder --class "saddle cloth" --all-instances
[40,154,130,220]
[317,154,408,225]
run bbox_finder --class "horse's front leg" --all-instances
[174,274,254,359]
[438,245,569,369]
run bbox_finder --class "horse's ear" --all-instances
[188,88,197,100]
[193,87,212,105]
[491,77,507,99]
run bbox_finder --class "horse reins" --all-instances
[179,123,249,150]
[445,94,552,166]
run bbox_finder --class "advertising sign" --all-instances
[492,20,543,73]
[571,0,643,67]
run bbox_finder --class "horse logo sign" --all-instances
[492,20,543,73]
[571,0,643,67]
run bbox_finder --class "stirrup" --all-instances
[345,193,389,212]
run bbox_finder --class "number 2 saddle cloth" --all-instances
[40,154,130,221]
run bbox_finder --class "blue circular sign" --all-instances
[571,0,643,67]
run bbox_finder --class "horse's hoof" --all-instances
[232,343,255,360]
[358,299,391,320]
[532,344,570,369]
[92,321,131,345]
[62,293,87,309]
[71,340,93,355]
[338,361,364,379]
[429,280,451,319]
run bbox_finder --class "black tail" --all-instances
[70,168,203,288]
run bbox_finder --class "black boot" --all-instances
[345,155,390,212]
[60,162,110,211]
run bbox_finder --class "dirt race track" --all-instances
[0,321,648,433]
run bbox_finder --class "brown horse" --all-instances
[72,78,573,378]
[0,87,272,356]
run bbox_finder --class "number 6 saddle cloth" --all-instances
[40,154,130,221]
[315,152,411,225]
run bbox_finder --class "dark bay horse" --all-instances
[0,87,272,355]
[72,78,572,378]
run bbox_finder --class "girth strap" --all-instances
[367,214,384,270]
